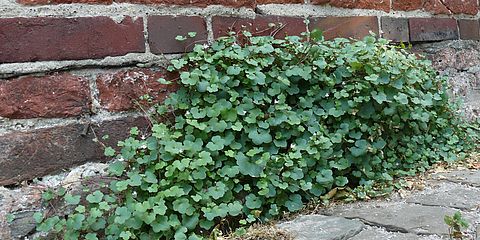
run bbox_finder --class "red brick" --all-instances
[0,17,145,63]
[392,0,422,11]
[0,73,91,119]
[381,17,409,42]
[309,16,379,40]
[409,18,458,42]
[116,0,255,8]
[0,117,150,186]
[17,0,111,5]
[443,0,478,15]
[257,0,302,3]
[148,16,208,54]
[458,20,480,40]
[423,0,451,14]
[212,16,306,39]
[96,68,177,112]
[311,0,390,12]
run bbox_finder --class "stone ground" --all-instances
[277,169,480,240]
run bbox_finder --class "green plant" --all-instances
[444,211,469,239]
[35,32,479,240]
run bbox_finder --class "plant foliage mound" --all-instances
[36,33,479,239]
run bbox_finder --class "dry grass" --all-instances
[222,224,294,240]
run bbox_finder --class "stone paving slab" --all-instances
[405,182,480,210]
[326,202,469,236]
[431,170,480,187]
[276,215,365,240]
[275,169,480,240]
[349,226,444,240]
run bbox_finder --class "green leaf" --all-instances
[310,28,323,41]
[173,198,195,215]
[144,170,158,184]
[208,182,227,200]
[373,139,387,150]
[65,193,81,205]
[157,77,172,84]
[42,190,54,201]
[394,93,409,104]
[86,191,104,204]
[335,176,349,187]
[128,173,142,187]
[109,161,126,176]
[115,207,131,224]
[153,200,168,215]
[175,35,187,41]
[120,231,132,240]
[104,147,115,157]
[227,66,241,75]
[236,152,264,177]
[85,233,98,240]
[248,128,272,145]
[6,214,14,223]
[206,136,225,151]
[68,214,85,230]
[152,216,170,232]
[372,91,388,104]
[245,194,262,209]
[350,139,368,157]
[285,194,303,212]
[130,127,139,136]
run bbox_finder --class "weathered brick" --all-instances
[0,116,149,186]
[96,68,177,112]
[409,18,458,42]
[309,16,379,40]
[0,73,91,119]
[148,16,208,54]
[212,15,306,38]
[443,0,478,15]
[423,0,451,14]
[116,0,255,8]
[311,0,390,12]
[0,17,145,63]
[392,0,422,11]
[394,0,478,14]
[458,20,480,40]
[17,0,112,5]
[381,17,409,42]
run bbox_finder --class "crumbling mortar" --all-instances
[0,1,256,19]
[206,15,215,43]
[256,3,480,19]
[0,53,173,79]
[0,111,146,136]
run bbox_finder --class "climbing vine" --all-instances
[35,31,479,239]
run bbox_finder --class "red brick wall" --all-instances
[1,0,479,185]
